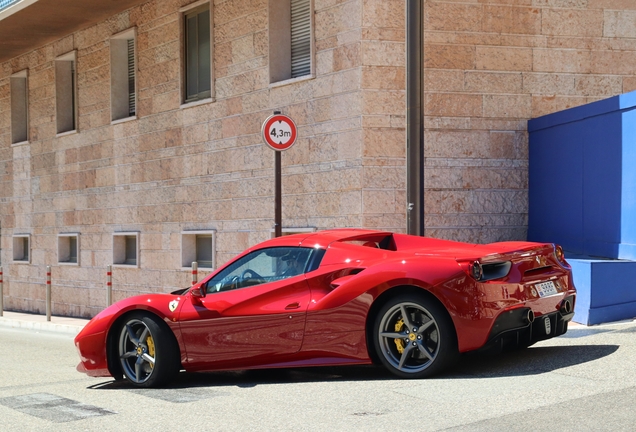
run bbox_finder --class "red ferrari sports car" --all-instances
[75,229,576,387]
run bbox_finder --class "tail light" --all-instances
[554,245,569,267]
[461,260,512,282]
[471,261,483,280]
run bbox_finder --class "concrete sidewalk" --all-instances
[0,310,89,335]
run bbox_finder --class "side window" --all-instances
[205,247,318,294]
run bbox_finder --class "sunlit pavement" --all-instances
[0,311,635,431]
[0,311,88,335]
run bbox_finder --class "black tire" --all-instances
[373,294,458,379]
[116,312,180,388]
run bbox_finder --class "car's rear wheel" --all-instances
[374,294,458,378]
[117,313,179,387]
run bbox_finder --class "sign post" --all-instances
[262,112,298,237]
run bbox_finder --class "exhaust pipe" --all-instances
[526,309,535,324]
[561,299,572,314]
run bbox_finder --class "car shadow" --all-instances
[449,343,619,379]
[87,343,618,391]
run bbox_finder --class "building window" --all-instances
[111,28,136,121]
[58,234,79,265]
[269,0,313,84]
[181,230,215,268]
[113,232,139,267]
[13,234,30,263]
[182,2,211,103]
[10,70,28,144]
[55,51,77,134]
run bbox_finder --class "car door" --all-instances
[177,247,315,370]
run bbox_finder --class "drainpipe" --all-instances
[406,0,424,236]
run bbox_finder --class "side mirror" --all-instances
[190,284,206,304]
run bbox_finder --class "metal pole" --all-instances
[191,261,198,285]
[273,109,283,238]
[46,265,51,321]
[107,265,112,306]
[406,0,424,236]
[275,150,282,238]
[0,266,3,317]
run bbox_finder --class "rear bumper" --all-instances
[481,294,575,352]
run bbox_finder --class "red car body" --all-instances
[75,229,576,386]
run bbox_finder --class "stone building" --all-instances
[0,0,635,317]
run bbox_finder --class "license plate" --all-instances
[535,281,558,298]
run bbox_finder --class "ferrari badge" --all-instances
[169,299,179,312]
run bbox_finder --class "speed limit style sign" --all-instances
[261,114,298,151]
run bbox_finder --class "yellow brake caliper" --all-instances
[146,335,155,368]
[394,318,405,354]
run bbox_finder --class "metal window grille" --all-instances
[127,39,136,116]
[290,0,311,78]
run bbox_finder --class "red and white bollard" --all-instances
[191,262,198,285]
[107,265,112,306]
[46,266,51,321]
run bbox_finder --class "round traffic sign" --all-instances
[262,114,297,151]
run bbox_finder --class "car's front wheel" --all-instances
[117,313,180,387]
[374,294,458,378]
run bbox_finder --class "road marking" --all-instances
[0,393,115,423]
[126,387,229,403]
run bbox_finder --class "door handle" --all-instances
[285,302,300,310]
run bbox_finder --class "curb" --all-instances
[0,315,86,336]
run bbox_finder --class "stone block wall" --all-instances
[0,0,407,317]
[1,0,635,317]
[423,0,636,242]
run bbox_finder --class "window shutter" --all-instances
[184,8,211,102]
[290,0,311,78]
[127,39,136,116]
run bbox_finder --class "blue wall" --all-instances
[529,90,636,260]
[569,258,636,325]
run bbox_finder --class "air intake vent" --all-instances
[524,265,552,276]
[481,261,512,281]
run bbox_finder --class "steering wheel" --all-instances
[228,275,240,290]
[241,269,262,280]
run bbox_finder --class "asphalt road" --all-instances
[0,321,635,431]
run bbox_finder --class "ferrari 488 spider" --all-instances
[75,229,576,387]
